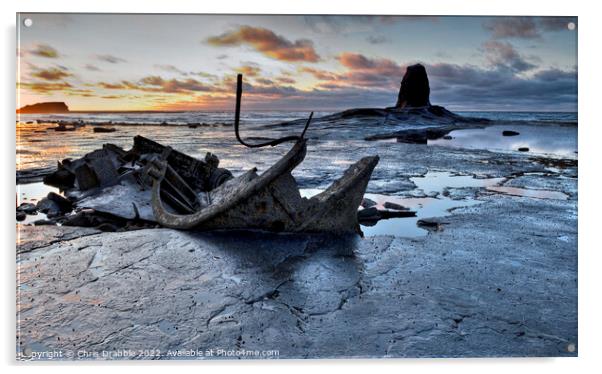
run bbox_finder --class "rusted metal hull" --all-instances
[149,139,379,235]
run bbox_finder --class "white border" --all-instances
[3,0,600,373]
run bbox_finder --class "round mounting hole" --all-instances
[567,22,576,31]
[23,18,33,28]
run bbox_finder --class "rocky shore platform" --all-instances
[17,179,577,359]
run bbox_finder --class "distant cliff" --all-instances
[17,102,69,114]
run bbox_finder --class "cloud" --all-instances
[30,67,72,81]
[427,63,576,111]
[30,44,59,58]
[19,81,72,93]
[85,64,101,71]
[334,53,405,88]
[539,17,577,31]
[98,82,128,89]
[275,76,296,84]
[303,15,437,34]
[484,17,541,39]
[366,35,390,44]
[299,67,338,81]
[99,75,214,94]
[484,16,577,40]
[206,26,320,62]
[96,54,127,63]
[482,41,536,72]
[154,64,186,74]
[236,64,261,77]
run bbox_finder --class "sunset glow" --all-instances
[17,14,577,112]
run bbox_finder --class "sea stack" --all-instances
[17,102,70,114]
[395,64,431,109]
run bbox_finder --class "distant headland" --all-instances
[17,102,70,114]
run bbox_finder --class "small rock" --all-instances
[17,203,37,214]
[16,211,26,221]
[518,147,530,152]
[358,207,417,222]
[502,130,520,136]
[357,207,381,221]
[93,127,116,133]
[47,192,73,213]
[417,219,441,230]
[396,132,427,144]
[383,202,409,211]
[33,219,57,226]
[96,223,118,232]
[36,198,60,216]
[361,198,378,208]
[443,135,453,140]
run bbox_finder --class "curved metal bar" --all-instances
[234,74,313,148]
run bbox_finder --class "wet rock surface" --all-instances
[17,189,577,359]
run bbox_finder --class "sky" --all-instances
[17,13,578,112]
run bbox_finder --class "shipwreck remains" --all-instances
[28,74,383,235]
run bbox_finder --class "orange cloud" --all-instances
[299,66,338,81]
[207,26,320,62]
[99,76,215,94]
[337,52,403,76]
[236,64,261,77]
[31,67,72,81]
[30,44,59,58]
[19,81,73,93]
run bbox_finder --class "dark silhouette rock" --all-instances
[17,102,69,114]
[361,198,378,208]
[47,192,73,213]
[395,64,431,109]
[93,127,117,133]
[503,130,520,136]
[17,203,37,214]
[518,147,530,152]
[16,211,26,221]
[383,202,410,211]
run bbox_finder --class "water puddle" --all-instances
[486,186,569,200]
[410,171,505,195]
[303,171,505,237]
[429,124,577,158]
[16,182,59,225]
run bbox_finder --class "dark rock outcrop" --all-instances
[503,130,520,136]
[395,64,430,109]
[17,102,69,114]
[93,127,117,133]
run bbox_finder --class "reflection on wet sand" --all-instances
[487,186,569,200]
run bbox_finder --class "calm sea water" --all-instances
[17,110,577,126]
[16,110,577,178]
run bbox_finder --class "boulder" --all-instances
[503,130,520,136]
[518,147,530,152]
[395,64,431,109]
[361,198,378,208]
[383,201,410,211]
[35,198,61,216]
[16,203,37,214]
[16,211,26,221]
[47,192,73,213]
